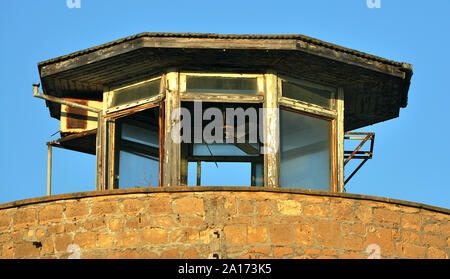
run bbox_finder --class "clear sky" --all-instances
[0,0,449,209]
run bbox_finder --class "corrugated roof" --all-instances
[37,32,412,69]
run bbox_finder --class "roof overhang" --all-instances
[37,32,413,131]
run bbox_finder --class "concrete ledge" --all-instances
[1,186,448,214]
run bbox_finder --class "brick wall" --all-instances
[0,187,448,259]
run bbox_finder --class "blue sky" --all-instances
[0,0,449,209]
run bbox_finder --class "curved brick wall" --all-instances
[0,187,448,259]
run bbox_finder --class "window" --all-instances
[115,107,160,188]
[186,76,258,94]
[280,108,332,190]
[281,79,333,109]
[181,102,264,186]
[188,161,252,186]
[103,72,340,192]
[108,77,161,109]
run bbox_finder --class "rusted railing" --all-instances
[344,132,375,186]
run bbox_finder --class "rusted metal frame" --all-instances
[46,144,52,196]
[46,129,96,155]
[369,133,375,156]
[47,129,97,145]
[345,132,376,135]
[47,142,94,155]
[344,158,369,186]
[345,155,372,159]
[33,84,104,191]
[343,132,375,186]
[344,151,372,156]
[344,133,373,165]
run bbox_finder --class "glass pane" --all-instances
[118,151,159,188]
[193,143,258,156]
[254,162,263,186]
[121,123,159,148]
[110,78,161,108]
[117,107,160,189]
[186,76,257,94]
[187,161,198,186]
[280,109,331,190]
[282,80,332,109]
[201,162,251,186]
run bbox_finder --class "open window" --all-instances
[278,76,338,191]
[101,71,341,191]
[279,108,333,190]
[181,102,264,187]
[111,106,161,189]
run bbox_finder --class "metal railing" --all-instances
[344,132,375,186]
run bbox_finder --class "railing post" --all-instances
[47,144,52,196]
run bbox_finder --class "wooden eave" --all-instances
[37,32,413,131]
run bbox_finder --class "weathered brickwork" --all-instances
[0,188,448,259]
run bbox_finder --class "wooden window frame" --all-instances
[104,75,164,114]
[277,75,344,192]
[279,105,337,192]
[99,70,344,192]
[278,74,337,113]
[179,72,265,104]
[103,94,165,190]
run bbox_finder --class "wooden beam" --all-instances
[163,70,181,186]
[39,36,406,79]
[180,92,263,103]
[263,71,280,188]
[336,87,345,192]
[278,97,336,119]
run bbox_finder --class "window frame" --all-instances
[99,70,344,192]
[279,105,336,191]
[103,100,164,190]
[104,75,164,114]
[278,75,337,117]
[180,72,265,104]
